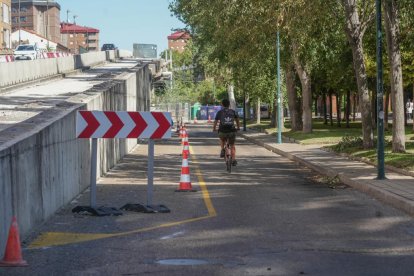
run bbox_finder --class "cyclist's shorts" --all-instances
[218,131,236,145]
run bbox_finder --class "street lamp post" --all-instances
[376,0,385,179]
[243,90,247,131]
[276,30,282,144]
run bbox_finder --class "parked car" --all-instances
[13,44,39,60]
[101,43,117,51]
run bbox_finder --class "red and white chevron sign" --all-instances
[76,111,172,139]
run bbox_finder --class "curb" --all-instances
[240,132,414,217]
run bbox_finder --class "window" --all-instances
[3,4,9,24]
[20,7,28,13]
[69,34,73,38]
[12,17,18,23]
[16,45,34,51]
[20,16,27,22]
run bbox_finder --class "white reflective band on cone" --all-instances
[180,174,191,182]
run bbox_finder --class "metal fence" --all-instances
[151,102,190,126]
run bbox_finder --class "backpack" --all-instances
[219,109,236,132]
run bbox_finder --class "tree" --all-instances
[340,0,375,148]
[383,0,406,152]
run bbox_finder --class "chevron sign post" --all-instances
[76,111,171,139]
[74,111,172,216]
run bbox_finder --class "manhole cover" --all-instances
[156,259,209,266]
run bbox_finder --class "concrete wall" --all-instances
[0,64,152,254]
[0,50,125,88]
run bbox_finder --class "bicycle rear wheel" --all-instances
[226,156,232,173]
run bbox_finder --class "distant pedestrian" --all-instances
[407,99,413,120]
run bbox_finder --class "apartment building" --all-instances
[60,22,99,54]
[11,0,61,44]
[168,30,190,53]
[0,0,11,51]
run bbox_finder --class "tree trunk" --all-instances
[337,93,342,127]
[384,0,405,152]
[286,64,302,131]
[294,60,312,133]
[372,88,377,128]
[346,90,351,128]
[323,92,328,125]
[228,84,237,110]
[352,93,356,121]
[384,89,390,131]
[342,0,374,148]
[256,98,261,125]
[314,98,318,117]
[245,94,251,120]
[329,92,333,126]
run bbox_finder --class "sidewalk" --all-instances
[239,130,414,217]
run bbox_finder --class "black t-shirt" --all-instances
[215,108,238,132]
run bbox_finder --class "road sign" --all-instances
[76,111,171,139]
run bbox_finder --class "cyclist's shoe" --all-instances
[232,160,237,166]
[220,149,225,158]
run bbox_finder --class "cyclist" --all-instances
[213,99,240,166]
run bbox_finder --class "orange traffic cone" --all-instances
[0,217,28,267]
[176,151,196,192]
[181,128,188,144]
[182,133,190,156]
[178,126,184,138]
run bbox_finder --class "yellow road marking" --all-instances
[190,146,217,217]
[28,143,216,249]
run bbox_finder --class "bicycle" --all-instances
[223,137,233,173]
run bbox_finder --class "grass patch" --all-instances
[247,118,414,172]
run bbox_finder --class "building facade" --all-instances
[168,30,190,53]
[0,0,11,51]
[11,28,69,52]
[11,0,61,44]
[60,22,99,54]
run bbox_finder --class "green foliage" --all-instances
[332,135,364,152]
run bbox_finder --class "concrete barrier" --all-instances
[0,58,58,87]
[0,64,152,253]
[0,50,127,88]
[118,50,133,58]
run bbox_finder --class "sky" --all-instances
[57,0,185,54]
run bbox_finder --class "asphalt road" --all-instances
[2,124,414,276]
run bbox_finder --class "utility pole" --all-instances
[66,9,70,23]
[73,15,78,54]
[18,0,21,44]
[170,49,173,90]
[376,0,385,180]
[46,0,49,49]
